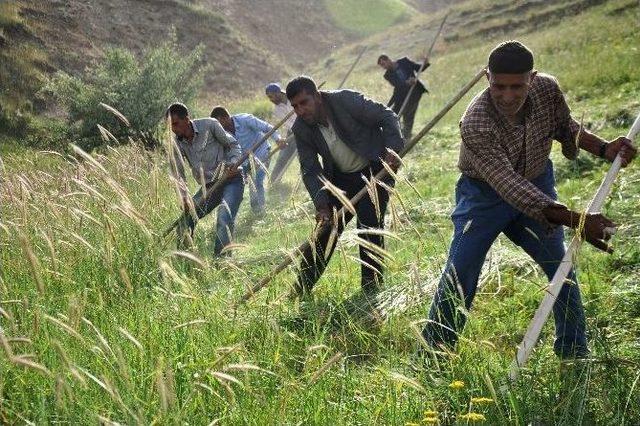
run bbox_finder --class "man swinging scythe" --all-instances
[421,41,637,364]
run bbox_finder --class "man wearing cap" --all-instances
[167,102,245,256]
[266,82,298,184]
[377,54,430,140]
[210,106,283,216]
[285,76,404,301]
[421,41,636,360]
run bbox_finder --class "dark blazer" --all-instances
[292,89,404,209]
[383,56,430,112]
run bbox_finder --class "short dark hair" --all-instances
[286,76,318,100]
[488,40,534,74]
[377,54,390,64]
[210,106,230,119]
[166,102,189,119]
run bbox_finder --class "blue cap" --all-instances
[265,83,283,94]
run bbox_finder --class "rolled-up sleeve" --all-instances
[250,115,280,143]
[461,125,558,226]
[211,119,242,164]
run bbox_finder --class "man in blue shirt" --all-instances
[211,106,283,215]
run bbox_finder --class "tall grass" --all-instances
[1,0,640,423]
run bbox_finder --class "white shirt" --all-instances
[273,100,296,134]
[318,122,368,173]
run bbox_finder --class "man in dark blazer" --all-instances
[286,75,404,301]
[378,54,430,139]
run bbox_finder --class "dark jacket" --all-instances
[384,56,430,112]
[292,89,404,209]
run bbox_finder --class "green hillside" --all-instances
[325,0,415,36]
[1,0,639,424]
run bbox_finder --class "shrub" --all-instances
[43,36,207,150]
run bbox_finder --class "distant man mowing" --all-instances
[167,103,244,256]
[421,41,636,360]
[286,76,404,300]
[377,54,430,140]
[211,106,282,216]
[266,82,298,184]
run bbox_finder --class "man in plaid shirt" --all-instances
[422,41,636,360]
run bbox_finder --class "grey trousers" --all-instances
[270,134,297,184]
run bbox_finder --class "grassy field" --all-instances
[1,0,640,424]
[325,0,414,36]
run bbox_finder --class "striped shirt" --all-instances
[457,73,581,224]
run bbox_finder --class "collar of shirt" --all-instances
[487,92,534,130]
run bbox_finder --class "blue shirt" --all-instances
[231,114,280,168]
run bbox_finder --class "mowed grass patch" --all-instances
[325,0,414,37]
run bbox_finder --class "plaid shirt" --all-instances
[457,73,580,224]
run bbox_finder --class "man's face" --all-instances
[170,115,190,138]
[487,71,536,117]
[289,89,322,125]
[266,92,282,105]
[378,58,393,71]
[217,115,233,132]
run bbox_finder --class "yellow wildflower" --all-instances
[405,422,420,426]
[449,380,465,390]
[458,412,486,422]
[422,416,439,424]
[423,410,438,417]
[470,397,494,405]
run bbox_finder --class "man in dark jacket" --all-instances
[286,76,404,299]
[378,54,429,140]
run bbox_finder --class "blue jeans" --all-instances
[244,158,269,214]
[422,160,588,358]
[179,175,244,256]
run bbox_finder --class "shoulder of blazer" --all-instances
[322,89,360,109]
[291,115,308,134]
[291,115,318,147]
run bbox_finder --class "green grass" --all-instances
[0,1,50,137]
[1,0,640,424]
[325,0,414,36]
[0,2,21,28]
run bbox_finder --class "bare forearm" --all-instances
[577,129,607,158]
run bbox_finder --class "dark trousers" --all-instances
[422,161,588,358]
[396,90,423,140]
[296,163,393,294]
